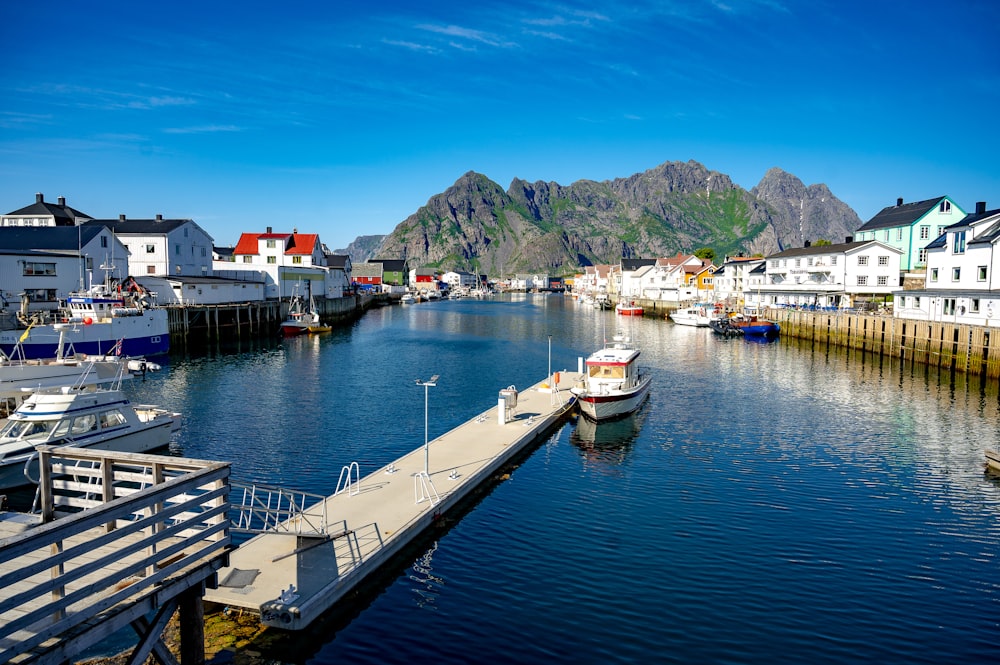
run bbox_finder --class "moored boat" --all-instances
[0,385,180,489]
[670,305,712,327]
[571,332,652,421]
[0,284,169,360]
[710,313,780,341]
[281,294,330,335]
[616,301,644,316]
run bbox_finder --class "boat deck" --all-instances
[204,371,584,630]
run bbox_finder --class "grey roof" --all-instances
[370,258,406,271]
[0,226,106,251]
[856,197,947,231]
[325,254,350,269]
[81,218,192,234]
[5,198,91,222]
[621,258,656,271]
[768,240,872,259]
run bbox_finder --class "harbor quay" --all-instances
[203,370,583,631]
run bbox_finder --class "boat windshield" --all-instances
[0,418,58,440]
[589,365,625,379]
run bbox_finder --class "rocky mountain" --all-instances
[368,160,860,274]
[333,234,385,263]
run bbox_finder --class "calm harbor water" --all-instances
[101,295,1000,662]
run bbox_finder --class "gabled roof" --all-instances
[232,232,318,256]
[856,197,949,231]
[769,240,887,259]
[656,253,697,267]
[621,258,656,271]
[325,254,351,269]
[5,195,92,222]
[82,218,194,235]
[0,226,107,251]
[632,264,655,278]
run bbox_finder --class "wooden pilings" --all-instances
[773,310,1000,380]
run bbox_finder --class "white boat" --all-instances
[670,305,713,327]
[0,282,169,360]
[400,293,416,304]
[0,324,161,424]
[571,332,652,421]
[0,385,180,489]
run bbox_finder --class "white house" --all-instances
[711,257,764,308]
[133,275,266,305]
[81,215,214,278]
[894,202,1000,325]
[442,271,477,290]
[760,240,903,310]
[2,193,92,227]
[0,226,130,321]
[225,229,345,299]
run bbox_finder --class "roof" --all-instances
[5,196,92,222]
[370,258,406,271]
[325,254,351,269]
[656,253,696,267]
[0,226,107,251]
[856,197,948,231]
[621,258,656,271]
[232,232,319,256]
[82,218,194,235]
[768,240,900,259]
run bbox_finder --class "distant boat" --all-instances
[670,305,713,327]
[400,293,416,304]
[281,290,330,335]
[0,282,169,360]
[709,313,780,341]
[0,384,179,490]
[615,301,644,316]
[571,332,652,421]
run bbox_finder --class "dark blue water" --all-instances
[118,294,1000,664]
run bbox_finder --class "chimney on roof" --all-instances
[57,196,66,206]
[976,201,987,214]
[119,214,126,222]
[293,227,298,234]
[266,226,272,233]
[36,193,43,203]
[804,240,811,248]
[156,214,163,222]
[897,197,904,207]
[846,235,853,243]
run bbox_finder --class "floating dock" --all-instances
[204,371,582,629]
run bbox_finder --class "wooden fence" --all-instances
[0,447,231,665]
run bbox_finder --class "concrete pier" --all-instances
[204,371,583,630]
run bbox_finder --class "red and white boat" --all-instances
[571,333,652,421]
[615,301,643,316]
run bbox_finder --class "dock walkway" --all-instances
[205,371,583,630]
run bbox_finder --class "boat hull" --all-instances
[577,375,652,421]
[0,312,170,360]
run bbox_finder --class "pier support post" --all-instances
[179,582,206,665]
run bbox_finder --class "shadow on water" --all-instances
[568,403,649,467]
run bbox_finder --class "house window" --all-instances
[978,266,987,281]
[953,267,961,281]
[831,256,838,266]
[940,200,952,213]
[101,236,108,248]
[931,269,939,282]
[858,255,868,266]
[769,260,777,269]
[972,299,981,313]
[952,231,966,254]
[266,240,276,248]
[857,275,868,286]
[175,244,181,255]
[883,230,889,242]
[878,255,889,266]
[147,265,156,274]
[896,228,903,241]
[914,296,921,308]
[794,258,800,267]
[22,262,56,276]
[146,244,155,253]
[919,248,928,263]
[243,256,252,263]
[944,298,956,315]
[201,247,207,257]
[938,226,945,236]
[877,275,888,286]
[920,225,930,239]
[267,256,276,264]
[292,256,302,264]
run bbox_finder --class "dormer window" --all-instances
[940,201,952,213]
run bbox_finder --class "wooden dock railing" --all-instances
[0,447,231,665]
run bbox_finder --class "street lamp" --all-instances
[415,375,439,475]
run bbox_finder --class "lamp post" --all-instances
[415,375,439,475]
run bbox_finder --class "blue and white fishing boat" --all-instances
[0,284,169,360]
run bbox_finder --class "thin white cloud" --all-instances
[417,23,517,49]
[383,39,441,53]
[162,125,242,134]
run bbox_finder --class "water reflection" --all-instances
[569,406,647,468]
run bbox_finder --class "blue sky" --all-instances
[2,1,998,251]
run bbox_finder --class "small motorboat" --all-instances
[571,332,652,421]
[616,301,644,316]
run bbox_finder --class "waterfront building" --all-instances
[228,229,350,299]
[441,270,477,290]
[711,256,764,309]
[893,202,1000,325]
[758,240,902,310]
[1,193,92,227]
[81,214,214,279]
[854,196,965,271]
[0,226,129,323]
[409,267,441,291]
